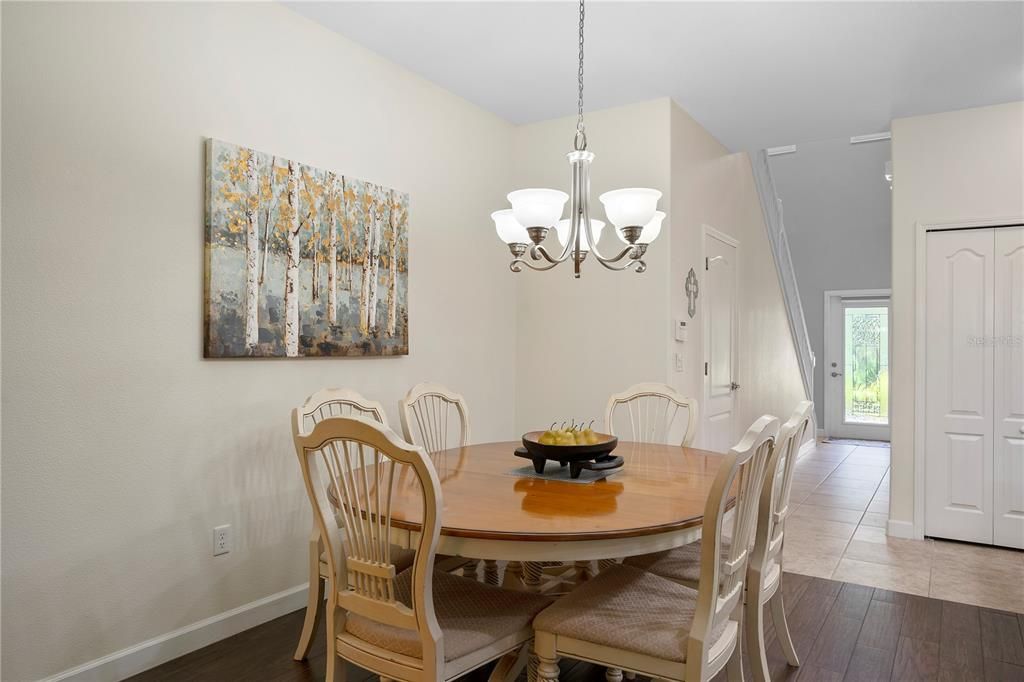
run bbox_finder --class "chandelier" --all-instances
[491,0,664,279]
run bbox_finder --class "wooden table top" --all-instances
[386,440,730,542]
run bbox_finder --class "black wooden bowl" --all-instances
[520,431,618,463]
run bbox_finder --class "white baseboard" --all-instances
[816,428,825,441]
[42,583,310,682]
[887,519,918,540]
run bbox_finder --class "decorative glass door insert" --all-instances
[844,305,890,425]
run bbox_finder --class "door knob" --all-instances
[831,371,842,377]
[730,382,741,391]
[1020,426,1024,434]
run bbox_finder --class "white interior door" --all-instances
[825,293,891,441]
[993,226,1024,549]
[703,228,739,453]
[925,228,995,544]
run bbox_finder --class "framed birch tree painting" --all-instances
[204,139,409,357]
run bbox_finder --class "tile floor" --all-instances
[783,440,1024,614]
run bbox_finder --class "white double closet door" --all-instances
[925,226,1024,549]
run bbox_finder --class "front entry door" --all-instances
[825,294,891,441]
[703,228,739,453]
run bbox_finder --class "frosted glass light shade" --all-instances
[555,218,605,251]
[507,188,569,229]
[598,188,662,228]
[491,209,529,244]
[615,210,665,244]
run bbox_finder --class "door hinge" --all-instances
[704,362,708,376]
[705,257,709,271]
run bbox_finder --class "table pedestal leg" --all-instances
[573,560,593,585]
[523,561,544,592]
[605,668,623,682]
[483,559,500,586]
[503,561,524,589]
[528,652,539,682]
[598,558,618,572]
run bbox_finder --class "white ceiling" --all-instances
[287,2,1024,151]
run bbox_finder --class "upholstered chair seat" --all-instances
[533,564,732,663]
[345,568,552,661]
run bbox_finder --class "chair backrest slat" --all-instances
[400,382,470,455]
[605,382,699,447]
[293,414,443,671]
[686,415,779,678]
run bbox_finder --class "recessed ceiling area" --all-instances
[286,1,1023,151]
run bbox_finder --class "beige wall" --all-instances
[511,99,673,433]
[1,3,516,679]
[668,104,808,445]
[889,102,1024,530]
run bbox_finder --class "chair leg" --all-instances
[605,668,624,682]
[464,559,481,580]
[770,590,800,667]
[745,596,769,682]
[326,654,343,682]
[325,598,345,682]
[293,535,326,660]
[534,634,560,682]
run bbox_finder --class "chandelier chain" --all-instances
[576,0,586,146]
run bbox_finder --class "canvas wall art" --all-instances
[205,139,409,357]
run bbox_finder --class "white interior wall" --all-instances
[769,137,893,426]
[1,4,516,680]
[889,101,1024,533]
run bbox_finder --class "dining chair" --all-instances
[604,382,699,447]
[400,382,471,455]
[598,383,700,575]
[622,402,812,682]
[293,388,414,661]
[743,401,812,681]
[293,414,553,682]
[532,415,779,682]
[399,382,485,581]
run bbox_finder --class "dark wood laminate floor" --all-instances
[128,573,1024,682]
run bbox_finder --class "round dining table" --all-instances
[384,440,730,577]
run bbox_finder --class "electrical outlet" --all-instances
[213,524,231,556]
